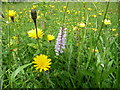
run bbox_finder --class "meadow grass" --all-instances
[1,1,119,88]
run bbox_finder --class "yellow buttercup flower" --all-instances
[78,22,86,27]
[104,19,111,25]
[47,35,55,41]
[8,10,16,17]
[32,54,52,72]
[28,28,44,39]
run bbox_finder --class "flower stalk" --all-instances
[31,9,41,52]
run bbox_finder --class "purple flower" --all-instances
[55,27,67,55]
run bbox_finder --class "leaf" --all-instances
[10,63,32,82]
[80,70,94,78]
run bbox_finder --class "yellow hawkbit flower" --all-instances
[91,15,97,18]
[89,23,92,25]
[66,10,70,14]
[32,54,52,72]
[12,36,17,40]
[19,12,22,14]
[92,28,97,31]
[47,35,55,41]
[111,28,116,31]
[63,6,67,9]
[92,49,99,53]
[104,19,111,25]
[37,16,41,19]
[98,13,102,16]
[32,5,37,9]
[28,28,44,39]
[78,22,86,27]
[82,17,85,20]
[87,8,92,11]
[8,10,16,17]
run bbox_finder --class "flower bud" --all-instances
[31,9,37,20]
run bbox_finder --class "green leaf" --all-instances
[80,70,94,78]
[10,63,32,82]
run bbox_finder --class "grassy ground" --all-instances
[1,1,119,88]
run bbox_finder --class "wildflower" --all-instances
[63,6,67,9]
[8,10,16,17]
[32,54,52,72]
[111,28,116,31]
[8,10,16,22]
[98,13,102,16]
[28,28,44,39]
[23,8,26,11]
[19,12,22,14]
[66,10,70,14]
[89,23,92,25]
[47,35,55,41]
[104,19,111,25]
[92,49,99,53]
[92,28,97,31]
[91,15,97,18]
[37,16,41,19]
[87,8,92,11]
[82,17,85,20]
[12,36,17,40]
[78,22,86,27]
[32,5,37,9]
[55,27,67,55]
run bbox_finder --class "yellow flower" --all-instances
[111,28,116,31]
[37,16,41,19]
[92,49,99,53]
[92,28,97,31]
[87,8,92,11]
[89,23,92,25]
[47,35,55,41]
[8,10,16,17]
[82,17,85,20]
[28,28,44,39]
[12,36,17,40]
[63,6,67,9]
[78,22,86,27]
[32,5,37,9]
[19,12,22,14]
[98,13,102,16]
[32,54,52,72]
[91,15,97,18]
[104,19,111,25]
[66,10,70,14]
